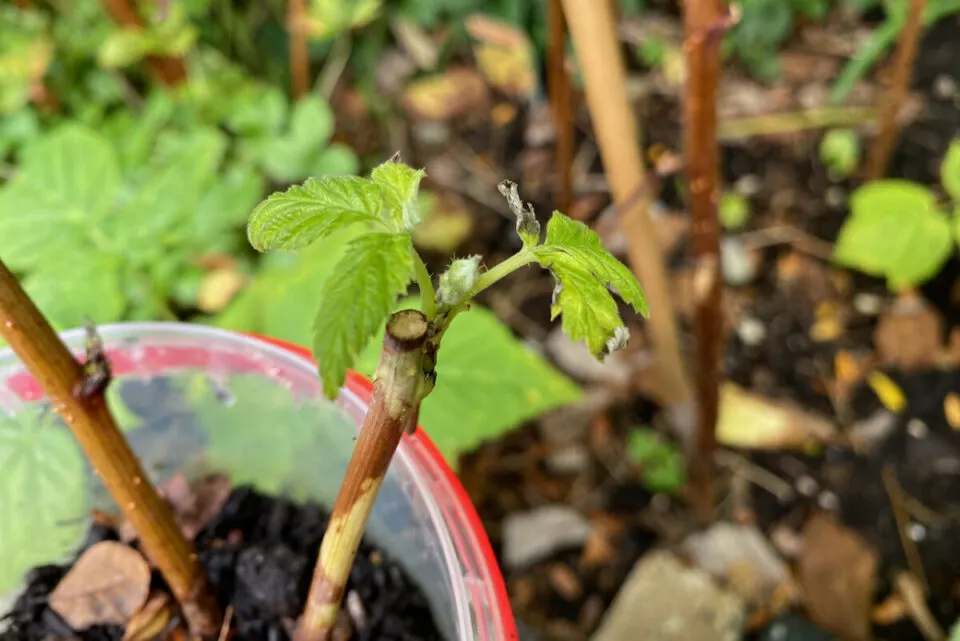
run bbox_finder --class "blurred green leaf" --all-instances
[626,427,685,493]
[306,0,383,39]
[23,254,125,329]
[719,192,752,230]
[833,180,954,289]
[97,28,152,68]
[0,5,53,115]
[189,373,355,502]
[0,107,38,158]
[0,124,119,272]
[820,128,861,179]
[311,143,361,177]
[940,139,960,203]
[0,409,87,594]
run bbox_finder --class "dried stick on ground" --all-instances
[681,0,734,524]
[288,0,310,98]
[0,259,221,637]
[559,0,694,424]
[295,310,430,641]
[101,0,187,87]
[548,0,574,213]
[864,0,927,180]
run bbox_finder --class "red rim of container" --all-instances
[4,329,518,639]
[248,334,518,641]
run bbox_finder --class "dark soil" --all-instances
[448,9,960,641]
[0,484,442,641]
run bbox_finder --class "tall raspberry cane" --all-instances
[246,157,650,640]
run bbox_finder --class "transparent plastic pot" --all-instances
[0,322,517,641]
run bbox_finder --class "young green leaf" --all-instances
[833,180,954,290]
[247,176,383,252]
[371,157,427,231]
[312,232,416,398]
[498,180,541,248]
[533,212,648,358]
[940,139,960,203]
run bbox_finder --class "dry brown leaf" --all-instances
[798,512,878,641]
[197,268,246,314]
[872,592,908,625]
[874,293,944,372]
[172,473,232,540]
[49,541,151,630]
[945,392,960,430]
[832,349,873,405]
[123,591,175,641]
[401,68,488,121]
[716,382,837,450]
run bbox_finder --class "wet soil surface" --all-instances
[0,485,442,641]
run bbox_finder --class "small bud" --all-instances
[439,256,482,306]
[498,180,541,248]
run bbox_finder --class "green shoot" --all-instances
[246,154,647,640]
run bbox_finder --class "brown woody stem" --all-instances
[681,0,731,525]
[101,0,187,87]
[0,260,221,637]
[864,0,926,180]
[295,310,430,641]
[288,0,310,98]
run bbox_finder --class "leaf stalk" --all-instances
[412,250,438,319]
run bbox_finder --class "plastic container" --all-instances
[0,322,517,641]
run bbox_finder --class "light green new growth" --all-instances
[247,155,647,400]
[832,138,960,291]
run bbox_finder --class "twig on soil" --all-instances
[0,259,221,637]
[560,0,695,426]
[715,451,795,503]
[287,0,310,98]
[681,0,736,525]
[895,572,945,641]
[101,0,187,87]
[295,310,430,641]
[881,466,929,593]
[547,0,574,213]
[718,107,878,141]
[217,606,234,641]
[864,0,927,180]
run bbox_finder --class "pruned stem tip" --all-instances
[295,309,430,641]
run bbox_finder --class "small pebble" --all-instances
[736,316,767,346]
[934,74,958,99]
[721,236,759,286]
[907,522,926,542]
[796,476,819,497]
[853,293,882,316]
[907,418,928,439]
[816,491,839,511]
[735,174,762,196]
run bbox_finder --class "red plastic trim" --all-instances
[244,334,519,641]
[3,331,518,639]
